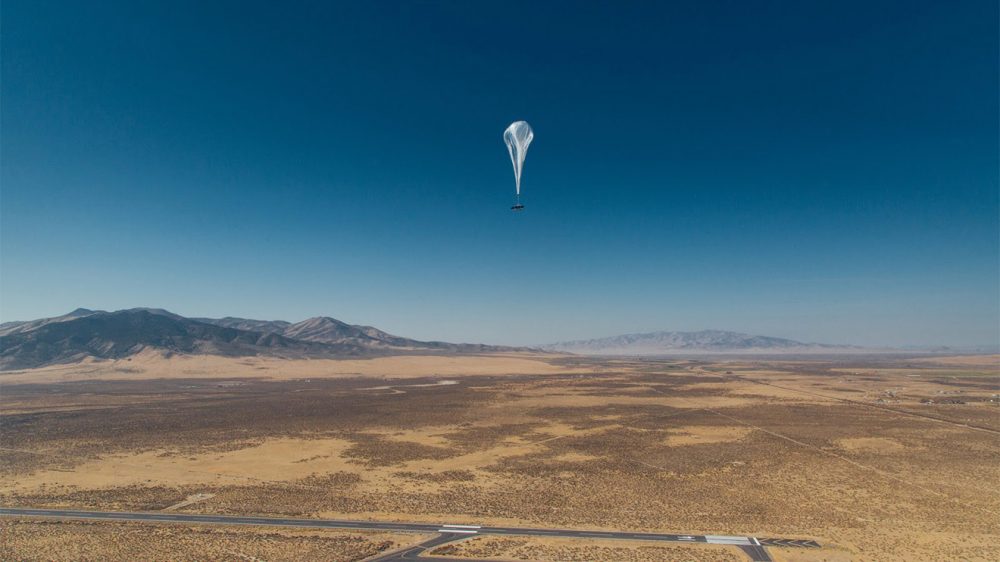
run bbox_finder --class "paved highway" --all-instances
[1,507,819,561]
[371,533,475,561]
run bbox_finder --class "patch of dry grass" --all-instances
[431,535,744,561]
[0,518,419,561]
[2,356,998,560]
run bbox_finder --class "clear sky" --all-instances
[2,1,997,347]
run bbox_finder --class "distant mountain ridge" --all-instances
[0,308,526,370]
[191,316,291,334]
[0,308,99,336]
[195,315,501,351]
[541,329,859,355]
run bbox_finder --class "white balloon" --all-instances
[504,121,534,199]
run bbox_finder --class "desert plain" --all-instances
[1,352,998,561]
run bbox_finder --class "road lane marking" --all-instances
[0,509,819,548]
[705,535,752,545]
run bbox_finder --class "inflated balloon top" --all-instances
[504,121,533,210]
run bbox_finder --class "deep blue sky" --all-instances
[2,1,997,347]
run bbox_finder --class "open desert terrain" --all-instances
[6,0,996,559]
[0,518,419,561]
[2,352,998,561]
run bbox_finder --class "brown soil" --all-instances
[0,518,419,561]
[2,354,998,561]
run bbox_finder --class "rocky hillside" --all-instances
[0,308,527,370]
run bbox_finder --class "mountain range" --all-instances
[0,308,523,370]
[541,330,860,355]
[0,308,895,370]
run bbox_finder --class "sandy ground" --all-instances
[768,546,853,562]
[6,437,358,491]
[431,535,744,561]
[0,518,422,561]
[909,354,1000,368]
[834,437,906,454]
[664,425,752,446]
[3,355,998,560]
[6,416,644,494]
[0,351,578,384]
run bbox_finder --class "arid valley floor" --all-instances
[1,353,998,561]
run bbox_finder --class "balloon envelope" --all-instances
[504,121,534,196]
